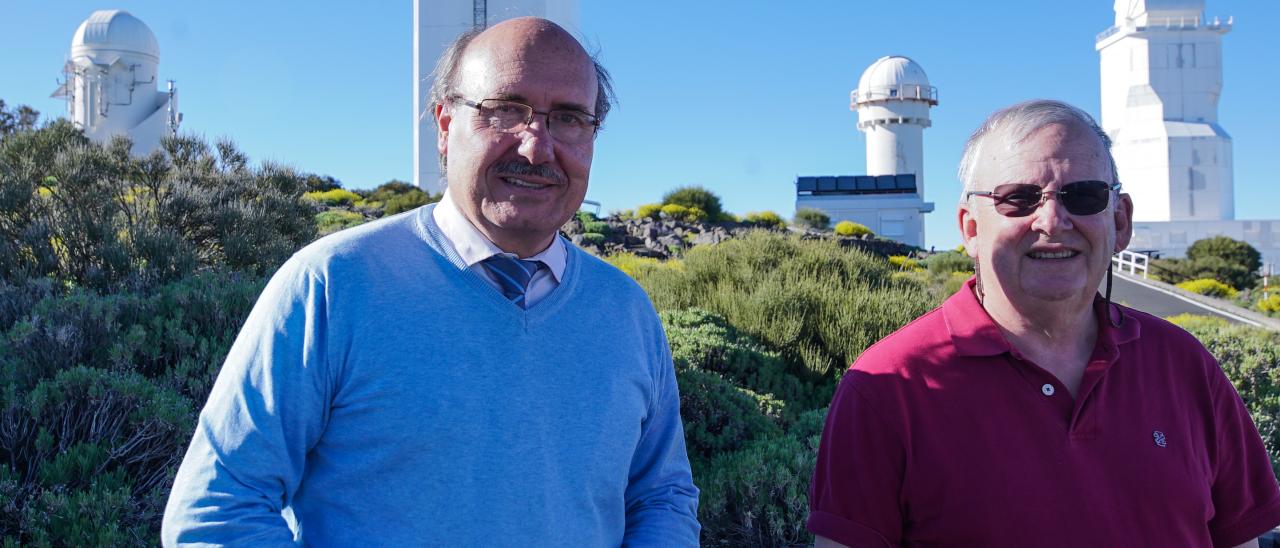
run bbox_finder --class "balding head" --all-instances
[428,18,615,173]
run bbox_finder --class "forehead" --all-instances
[977,122,1110,188]
[455,32,598,110]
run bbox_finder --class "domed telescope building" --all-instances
[51,10,181,155]
[795,55,937,247]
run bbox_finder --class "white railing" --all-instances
[1112,250,1150,279]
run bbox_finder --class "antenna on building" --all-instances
[166,79,181,138]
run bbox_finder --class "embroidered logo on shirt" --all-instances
[1153,430,1167,448]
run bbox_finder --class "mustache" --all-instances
[493,161,566,185]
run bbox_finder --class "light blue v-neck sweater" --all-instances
[162,205,700,546]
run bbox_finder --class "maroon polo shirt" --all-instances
[808,278,1280,547]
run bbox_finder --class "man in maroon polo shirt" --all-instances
[808,99,1280,547]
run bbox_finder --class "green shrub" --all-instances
[580,233,607,247]
[677,368,782,463]
[632,232,935,409]
[1173,321,1280,475]
[1258,294,1280,315]
[1188,236,1262,277]
[303,188,362,207]
[636,203,663,220]
[604,252,678,278]
[664,308,808,412]
[662,185,725,221]
[888,255,921,271]
[793,208,830,230]
[610,209,635,221]
[923,251,975,275]
[833,220,872,237]
[1177,278,1238,299]
[697,433,816,547]
[0,366,195,544]
[315,210,367,236]
[743,211,785,229]
[660,204,689,220]
[582,220,610,235]
[0,127,315,292]
[362,180,438,215]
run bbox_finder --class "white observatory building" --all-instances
[795,55,936,247]
[414,0,579,194]
[52,10,180,155]
[1098,0,1280,264]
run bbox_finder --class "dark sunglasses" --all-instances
[966,180,1121,217]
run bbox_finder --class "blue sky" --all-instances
[2,1,1276,250]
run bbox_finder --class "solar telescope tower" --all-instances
[793,55,936,247]
[853,55,938,201]
[414,0,579,194]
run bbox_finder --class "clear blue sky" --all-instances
[3,1,1276,250]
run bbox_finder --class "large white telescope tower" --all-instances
[1097,0,1233,221]
[52,10,180,155]
[852,56,938,198]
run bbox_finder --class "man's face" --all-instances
[958,122,1133,314]
[435,22,597,256]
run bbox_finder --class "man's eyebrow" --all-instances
[488,93,593,115]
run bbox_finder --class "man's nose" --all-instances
[1030,192,1073,234]
[516,116,556,165]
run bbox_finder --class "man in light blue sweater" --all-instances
[162,17,700,546]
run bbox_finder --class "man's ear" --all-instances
[958,203,980,259]
[1113,192,1134,252]
[435,102,451,157]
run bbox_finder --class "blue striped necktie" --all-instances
[480,255,542,309]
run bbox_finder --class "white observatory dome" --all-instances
[855,56,932,104]
[70,10,159,64]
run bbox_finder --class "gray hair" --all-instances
[957,99,1119,203]
[426,25,617,173]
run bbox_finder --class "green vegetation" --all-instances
[793,208,830,230]
[1177,278,1239,299]
[742,211,786,229]
[1154,236,1262,291]
[833,220,873,237]
[7,107,1280,547]
[662,185,725,221]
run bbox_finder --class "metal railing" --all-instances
[1112,250,1150,279]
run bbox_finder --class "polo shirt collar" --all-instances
[943,276,1142,358]
[431,190,567,282]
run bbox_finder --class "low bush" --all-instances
[888,255,920,272]
[1257,294,1280,315]
[793,208,830,231]
[833,221,872,237]
[697,433,816,547]
[315,210,367,236]
[662,186,725,221]
[743,211,785,229]
[923,250,975,275]
[677,368,782,463]
[579,233,606,247]
[1177,278,1238,299]
[664,308,808,412]
[1171,319,1280,475]
[632,232,935,409]
[637,203,663,220]
[304,188,362,207]
[581,220,610,235]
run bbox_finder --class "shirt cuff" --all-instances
[1211,493,1280,547]
[807,510,893,548]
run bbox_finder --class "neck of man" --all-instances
[483,227,556,259]
[981,288,1099,397]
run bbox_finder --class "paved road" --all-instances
[1103,274,1247,324]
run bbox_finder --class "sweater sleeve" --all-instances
[622,325,701,547]
[162,257,331,547]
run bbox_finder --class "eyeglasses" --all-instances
[966,180,1121,217]
[452,97,599,144]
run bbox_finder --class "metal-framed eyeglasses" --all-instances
[452,97,599,145]
[965,180,1122,217]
